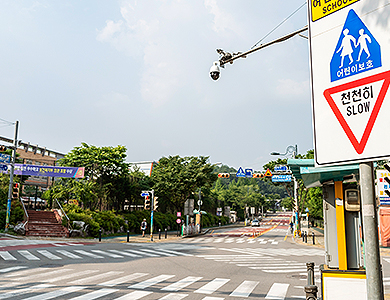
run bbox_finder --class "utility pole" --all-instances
[150,189,154,242]
[5,120,19,232]
[360,162,384,299]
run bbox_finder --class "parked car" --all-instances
[251,219,260,227]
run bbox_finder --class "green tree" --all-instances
[151,155,217,213]
[55,143,130,210]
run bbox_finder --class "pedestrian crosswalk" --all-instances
[0,267,309,299]
[0,247,192,262]
[187,237,282,245]
[197,247,323,274]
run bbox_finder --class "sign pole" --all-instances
[5,121,19,232]
[150,190,154,242]
[360,162,383,299]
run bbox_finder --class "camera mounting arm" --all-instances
[216,25,308,68]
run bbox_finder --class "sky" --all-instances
[0,0,312,171]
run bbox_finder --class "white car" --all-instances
[251,219,260,227]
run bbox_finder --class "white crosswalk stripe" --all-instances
[265,283,289,299]
[0,251,17,260]
[68,288,118,300]
[185,237,283,245]
[0,266,26,273]
[18,250,40,260]
[230,280,259,297]
[22,285,87,300]
[0,247,190,261]
[0,267,311,299]
[194,278,230,294]
[197,247,323,274]
[37,249,62,260]
[129,274,176,289]
[115,290,152,300]
[162,276,203,291]
[56,249,82,259]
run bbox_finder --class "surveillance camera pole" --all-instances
[5,121,19,232]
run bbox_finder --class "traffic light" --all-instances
[12,183,20,199]
[153,197,159,211]
[253,173,264,178]
[218,173,230,178]
[144,196,150,210]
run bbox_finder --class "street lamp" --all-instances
[270,144,299,235]
[270,144,298,158]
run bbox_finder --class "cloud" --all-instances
[275,78,310,100]
[204,0,237,34]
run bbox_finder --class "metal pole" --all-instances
[150,190,154,242]
[5,121,19,232]
[360,162,384,300]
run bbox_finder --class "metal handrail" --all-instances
[55,199,72,230]
[19,197,29,229]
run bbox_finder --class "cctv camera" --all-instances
[210,61,220,80]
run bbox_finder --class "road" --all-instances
[0,211,383,299]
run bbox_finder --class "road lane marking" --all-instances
[18,268,73,281]
[68,288,118,300]
[125,249,159,257]
[108,250,142,257]
[56,250,82,259]
[37,250,62,260]
[115,291,152,300]
[141,249,175,256]
[99,273,149,287]
[129,274,175,289]
[156,248,193,257]
[91,250,124,258]
[229,280,259,297]
[0,283,55,300]
[18,250,40,260]
[162,276,203,291]
[265,283,289,299]
[0,266,27,273]
[159,293,188,300]
[0,251,17,261]
[44,270,100,283]
[74,250,104,258]
[69,271,124,285]
[21,285,87,300]
[194,278,230,294]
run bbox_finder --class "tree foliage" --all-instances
[151,155,217,213]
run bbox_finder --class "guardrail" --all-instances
[19,197,29,231]
[54,199,72,231]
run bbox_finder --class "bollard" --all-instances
[159,229,161,240]
[304,262,318,300]
[165,228,167,239]
[99,228,102,242]
[312,232,315,245]
[305,231,308,243]
[302,231,305,242]
[219,222,221,227]
[127,230,130,243]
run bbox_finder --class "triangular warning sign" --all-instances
[236,167,246,178]
[264,168,272,177]
[323,70,390,154]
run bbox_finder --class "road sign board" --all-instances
[245,168,253,178]
[0,153,10,164]
[236,167,245,178]
[264,168,272,177]
[141,192,149,197]
[309,3,390,166]
[274,165,288,172]
[272,175,292,183]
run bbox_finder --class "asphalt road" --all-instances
[0,211,367,299]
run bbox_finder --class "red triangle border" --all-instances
[323,70,390,154]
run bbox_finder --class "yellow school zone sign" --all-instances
[311,0,359,21]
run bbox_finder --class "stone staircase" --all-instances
[26,210,69,238]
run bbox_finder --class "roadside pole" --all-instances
[360,162,383,299]
[150,189,154,242]
[5,120,19,232]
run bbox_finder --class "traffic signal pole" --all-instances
[150,190,154,242]
[5,121,19,232]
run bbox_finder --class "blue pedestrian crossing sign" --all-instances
[330,9,381,82]
[236,167,246,178]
